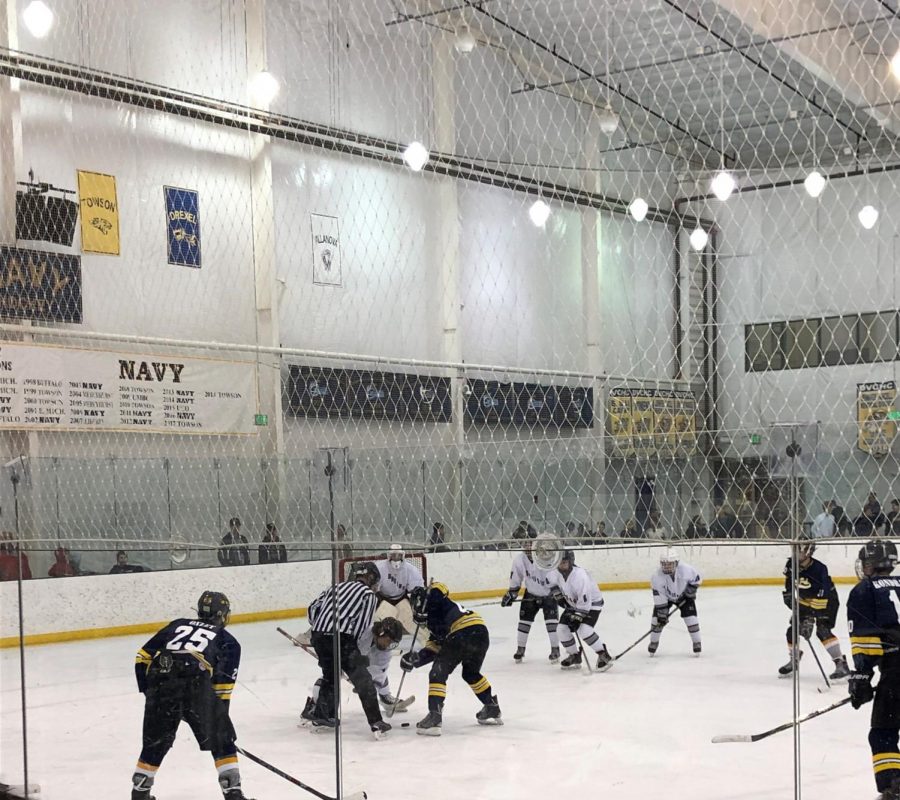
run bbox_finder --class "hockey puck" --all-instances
[401,722,410,728]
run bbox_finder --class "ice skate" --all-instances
[299,696,316,725]
[560,652,582,670]
[219,769,255,800]
[379,693,410,712]
[513,647,526,663]
[693,642,702,655]
[416,710,443,736]
[595,647,614,672]
[778,650,802,677]
[548,647,560,663]
[370,720,392,740]
[829,656,850,680]
[131,774,156,800]
[476,695,503,726]
[648,640,659,655]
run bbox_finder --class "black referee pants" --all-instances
[311,631,382,725]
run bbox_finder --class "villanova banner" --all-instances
[311,213,342,286]
[164,186,201,268]
[77,170,120,255]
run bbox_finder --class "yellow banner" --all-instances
[607,388,633,458]
[857,381,896,457]
[77,170,120,255]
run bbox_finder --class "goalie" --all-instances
[373,545,426,638]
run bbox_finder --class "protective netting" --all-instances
[3,0,900,577]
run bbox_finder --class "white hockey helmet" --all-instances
[660,547,679,575]
[388,543,405,569]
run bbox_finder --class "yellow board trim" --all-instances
[0,576,861,649]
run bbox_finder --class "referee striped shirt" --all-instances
[309,579,377,641]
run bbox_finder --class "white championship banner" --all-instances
[4,343,258,435]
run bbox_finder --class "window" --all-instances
[785,318,821,369]
[821,315,858,366]
[858,312,898,363]
[746,322,785,372]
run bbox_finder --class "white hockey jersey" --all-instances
[375,559,424,601]
[651,562,701,607]
[552,565,604,613]
[508,552,556,597]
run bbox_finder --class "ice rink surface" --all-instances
[0,585,879,800]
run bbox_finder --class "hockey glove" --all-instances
[782,590,792,610]
[848,672,875,709]
[400,651,419,673]
[560,609,586,631]
[683,584,698,600]
[552,588,566,608]
[799,616,815,641]
[654,606,670,627]
[500,590,518,608]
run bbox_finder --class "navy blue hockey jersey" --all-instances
[134,618,241,700]
[847,576,900,675]
[783,557,836,615]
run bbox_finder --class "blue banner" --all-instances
[164,186,201,268]
[0,246,82,323]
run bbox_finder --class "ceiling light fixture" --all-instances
[22,1,54,38]
[689,227,709,251]
[402,141,430,171]
[454,30,476,53]
[249,70,280,105]
[858,205,879,230]
[710,171,736,201]
[628,198,649,222]
[803,170,826,198]
[528,200,551,227]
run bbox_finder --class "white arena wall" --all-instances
[0,542,864,647]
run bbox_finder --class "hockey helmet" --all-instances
[557,548,576,574]
[856,539,898,579]
[373,616,404,650]
[659,547,679,575]
[797,539,816,561]
[197,590,231,626]
[349,560,381,590]
[387,543,405,570]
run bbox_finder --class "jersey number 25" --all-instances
[166,625,216,653]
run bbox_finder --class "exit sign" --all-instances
[888,410,900,421]
[254,413,269,426]
[748,433,762,445]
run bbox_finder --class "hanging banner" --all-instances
[653,389,676,455]
[164,186,201,268]
[607,388,634,458]
[0,246,82,323]
[311,213,342,286]
[632,390,656,458]
[857,380,897,457]
[77,170,120,255]
[0,342,258,435]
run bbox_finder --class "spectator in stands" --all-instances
[0,532,31,581]
[811,500,836,539]
[429,521,449,552]
[48,547,76,578]
[832,500,851,535]
[109,550,148,574]
[684,514,708,540]
[619,518,638,538]
[855,492,885,536]
[710,505,744,538]
[259,522,287,564]
[888,499,900,535]
[217,517,250,567]
[593,521,608,541]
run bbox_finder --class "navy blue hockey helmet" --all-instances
[856,539,898,578]
[197,591,231,626]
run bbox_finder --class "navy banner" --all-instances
[0,246,82,323]
[164,186,201,268]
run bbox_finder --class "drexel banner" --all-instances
[0,246,82,323]
[164,186,201,268]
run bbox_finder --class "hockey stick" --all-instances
[237,747,366,800]
[805,635,831,692]
[276,627,351,686]
[472,597,522,608]
[614,630,652,660]
[574,631,593,675]
[711,696,850,743]
[388,580,432,717]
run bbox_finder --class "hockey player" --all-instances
[502,528,559,663]
[131,591,253,800]
[307,561,392,739]
[400,582,502,736]
[301,616,409,722]
[648,548,702,655]
[779,541,850,680]
[373,544,425,636]
[847,539,900,799]
[553,550,613,671]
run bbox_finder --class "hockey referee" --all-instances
[308,561,391,738]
